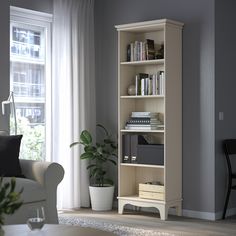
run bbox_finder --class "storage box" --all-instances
[139,183,165,201]
[137,144,164,165]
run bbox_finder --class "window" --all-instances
[10,7,52,161]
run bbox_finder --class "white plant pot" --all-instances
[89,185,115,211]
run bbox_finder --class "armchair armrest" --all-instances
[20,159,64,187]
[19,159,64,223]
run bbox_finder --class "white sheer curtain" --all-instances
[52,0,95,209]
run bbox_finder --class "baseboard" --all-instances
[182,209,216,220]
[183,207,236,220]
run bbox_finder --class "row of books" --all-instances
[135,71,165,96]
[127,39,155,61]
[125,112,164,130]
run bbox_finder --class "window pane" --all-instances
[11,26,44,60]
[10,23,46,161]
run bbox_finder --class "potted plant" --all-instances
[0,177,23,235]
[70,124,117,211]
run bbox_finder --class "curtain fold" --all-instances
[52,0,95,209]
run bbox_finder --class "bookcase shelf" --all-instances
[121,163,165,169]
[120,129,164,133]
[116,19,183,220]
[120,95,164,99]
[120,59,164,66]
[118,195,164,204]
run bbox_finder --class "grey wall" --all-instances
[215,0,236,213]
[94,0,216,213]
[0,1,10,132]
[10,0,53,13]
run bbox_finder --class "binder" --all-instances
[130,134,138,163]
[130,134,147,163]
[122,134,131,163]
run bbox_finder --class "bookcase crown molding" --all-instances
[115,19,184,32]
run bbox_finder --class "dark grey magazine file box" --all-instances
[137,144,164,165]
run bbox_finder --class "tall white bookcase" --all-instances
[115,19,183,220]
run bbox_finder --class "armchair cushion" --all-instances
[3,177,46,203]
[0,135,24,177]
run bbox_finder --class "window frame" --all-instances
[10,6,52,161]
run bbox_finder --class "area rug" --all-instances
[59,215,193,236]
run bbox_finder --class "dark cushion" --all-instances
[0,135,24,177]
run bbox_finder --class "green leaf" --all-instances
[111,143,118,149]
[70,142,80,148]
[86,164,96,170]
[97,124,109,136]
[84,146,96,152]
[108,159,116,165]
[80,130,92,145]
[112,153,118,158]
[10,178,16,192]
[91,168,101,178]
[0,177,23,223]
[80,152,93,159]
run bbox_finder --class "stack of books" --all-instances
[125,112,164,130]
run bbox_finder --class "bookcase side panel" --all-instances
[164,24,183,202]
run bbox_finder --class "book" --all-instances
[125,125,158,130]
[159,71,165,95]
[130,43,134,61]
[126,117,159,124]
[146,39,155,60]
[131,112,158,118]
[141,78,145,96]
[127,44,131,61]
[135,73,149,95]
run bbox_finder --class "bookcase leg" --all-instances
[118,201,125,214]
[158,205,168,220]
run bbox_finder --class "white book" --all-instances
[141,78,145,96]
[130,43,134,61]
[145,78,149,95]
[159,72,162,95]
[131,112,157,116]
[162,72,165,95]
[148,77,152,95]
[131,112,158,118]
[125,126,158,130]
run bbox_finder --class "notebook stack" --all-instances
[125,112,164,130]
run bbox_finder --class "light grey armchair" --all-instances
[4,159,64,225]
